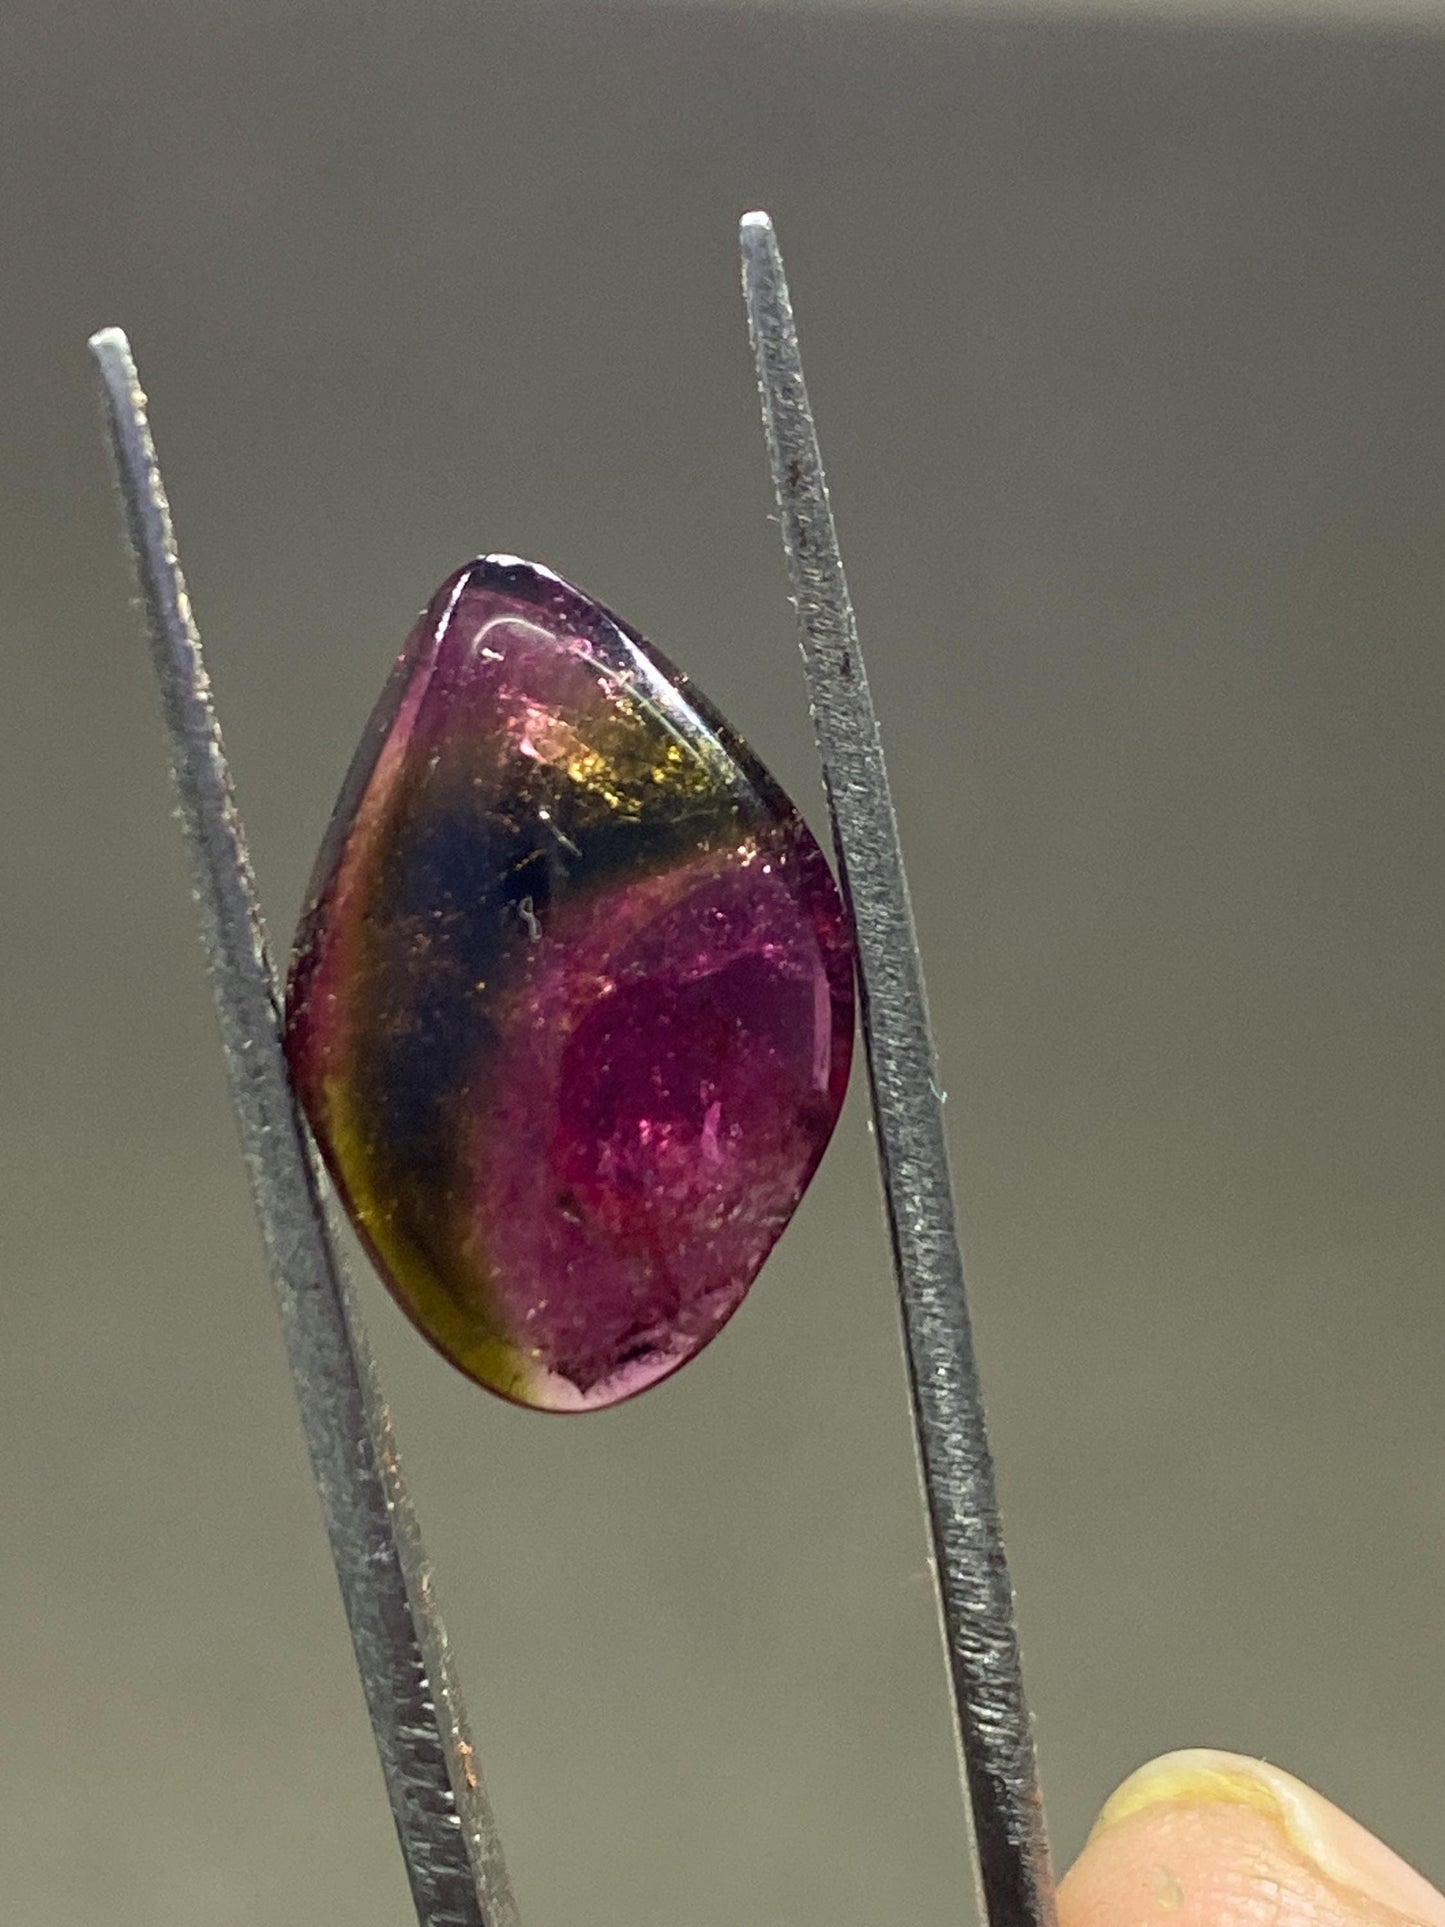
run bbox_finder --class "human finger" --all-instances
[1058,1748,1445,1927]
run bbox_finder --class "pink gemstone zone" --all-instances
[478,851,851,1408]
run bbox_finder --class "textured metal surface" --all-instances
[740,215,1058,1927]
[89,328,519,1927]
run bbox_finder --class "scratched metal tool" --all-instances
[90,212,1055,1927]
[742,211,1058,1927]
[89,328,517,1927]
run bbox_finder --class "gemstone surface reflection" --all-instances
[285,558,854,1411]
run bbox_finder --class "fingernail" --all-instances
[1092,1749,1445,1924]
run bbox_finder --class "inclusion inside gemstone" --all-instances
[284,557,855,1412]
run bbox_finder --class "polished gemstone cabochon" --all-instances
[285,558,855,1412]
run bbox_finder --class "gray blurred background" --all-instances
[4,2,1444,1921]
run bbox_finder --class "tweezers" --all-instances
[89,211,1058,1927]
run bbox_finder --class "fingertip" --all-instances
[1060,1750,1445,1927]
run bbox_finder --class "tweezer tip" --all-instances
[89,330,141,419]
[89,325,132,364]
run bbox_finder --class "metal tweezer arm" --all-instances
[89,330,517,1927]
[742,212,1057,1927]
